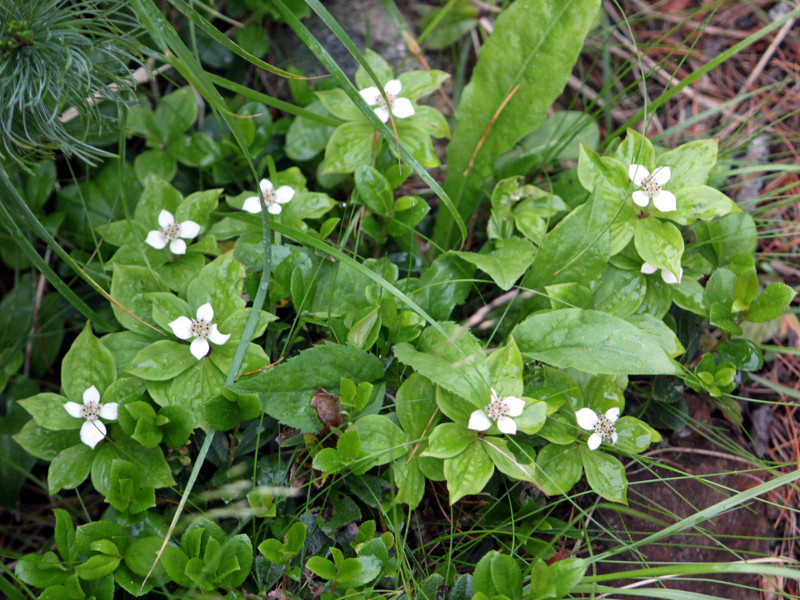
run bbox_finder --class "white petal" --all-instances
[207,324,230,346]
[640,262,659,275]
[80,420,107,449]
[652,190,677,213]
[169,239,187,255]
[605,407,621,423]
[575,408,599,430]
[628,164,650,186]
[359,86,381,105]
[158,209,175,228]
[632,190,650,207]
[391,97,415,119]
[99,403,118,420]
[83,385,100,405]
[610,431,619,445]
[267,203,282,215]
[504,396,526,418]
[259,178,274,194]
[64,401,84,419]
[496,416,517,435]
[145,231,168,249]
[178,220,201,238]
[373,106,390,123]
[169,316,194,340]
[468,410,492,432]
[651,166,671,186]
[384,79,402,96]
[242,196,263,214]
[587,432,603,450]
[190,337,210,360]
[275,186,295,204]
[196,303,214,322]
[661,267,682,285]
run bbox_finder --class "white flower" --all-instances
[468,388,526,435]
[358,79,415,123]
[641,262,683,284]
[575,407,620,450]
[144,210,201,255]
[169,303,231,360]
[242,179,295,215]
[628,165,676,212]
[64,386,118,449]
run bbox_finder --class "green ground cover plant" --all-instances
[1,1,799,599]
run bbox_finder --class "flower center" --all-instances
[160,222,180,241]
[642,176,661,198]
[81,402,101,421]
[594,415,617,442]
[486,397,510,420]
[191,318,211,339]
[263,189,276,205]
[376,93,396,110]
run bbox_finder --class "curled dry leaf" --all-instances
[311,387,343,427]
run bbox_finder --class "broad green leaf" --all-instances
[614,129,655,170]
[732,269,759,312]
[435,0,601,248]
[13,421,76,460]
[423,423,475,459]
[351,415,408,471]
[54,508,77,563]
[453,237,535,291]
[49,444,93,494]
[512,308,678,375]
[443,439,494,503]
[614,416,657,455]
[233,343,384,432]
[306,556,337,580]
[406,254,474,321]
[186,252,246,321]
[481,437,535,483]
[747,282,796,323]
[668,186,738,226]
[126,340,195,381]
[634,218,683,279]
[592,267,645,317]
[579,445,628,504]
[535,443,582,495]
[110,264,164,336]
[393,458,425,509]
[62,322,117,402]
[657,138,718,187]
[396,373,439,439]
[355,165,393,216]
[397,69,450,102]
[133,174,183,225]
[522,188,609,291]
[167,359,225,416]
[154,87,199,143]
[486,338,524,397]
[18,393,78,431]
[321,121,376,174]
[717,339,763,371]
[134,149,177,184]
[473,550,522,600]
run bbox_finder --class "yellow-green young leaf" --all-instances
[434,0,601,248]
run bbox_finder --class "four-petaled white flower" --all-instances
[359,79,415,123]
[144,210,201,255]
[468,388,526,435]
[64,385,118,449]
[641,262,682,284]
[575,407,620,450]
[169,303,231,360]
[242,179,295,215]
[628,165,676,212]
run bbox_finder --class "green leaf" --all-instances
[394,324,490,406]
[15,552,70,588]
[443,439,494,503]
[395,373,438,439]
[75,554,120,581]
[592,267,645,317]
[306,556,337,580]
[126,340,195,381]
[423,423,475,459]
[732,269,759,312]
[747,282,796,323]
[18,393,77,431]
[522,188,609,291]
[614,416,656,455]
[13,421,76,460]
[49,444,93,494]
[580,445,628,503]
[110,264,163,335]
[453,237,535,291]
[393,457,425,509]
[435,0,601,248]
[407,254,474,320]
[482,436,535,483]
[54,508,77,563]
[154,87,199,143]
[634,218,684,279]
[473,550,522,600]
[233,343,384,432]
[351,415,408,471]
[134,149,177,184]
[397,69,450,102]
[355,165,394,216]
[668,185,738,226]
[657,138,718,187]
[486,338,524,397]
[513,308,678,375]
[321,121,376,174]
[535,443,582,495]
[186,252,246,321]
[717,339,763,371]
[62,322,117,402]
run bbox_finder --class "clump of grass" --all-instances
[0,0,143,167]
